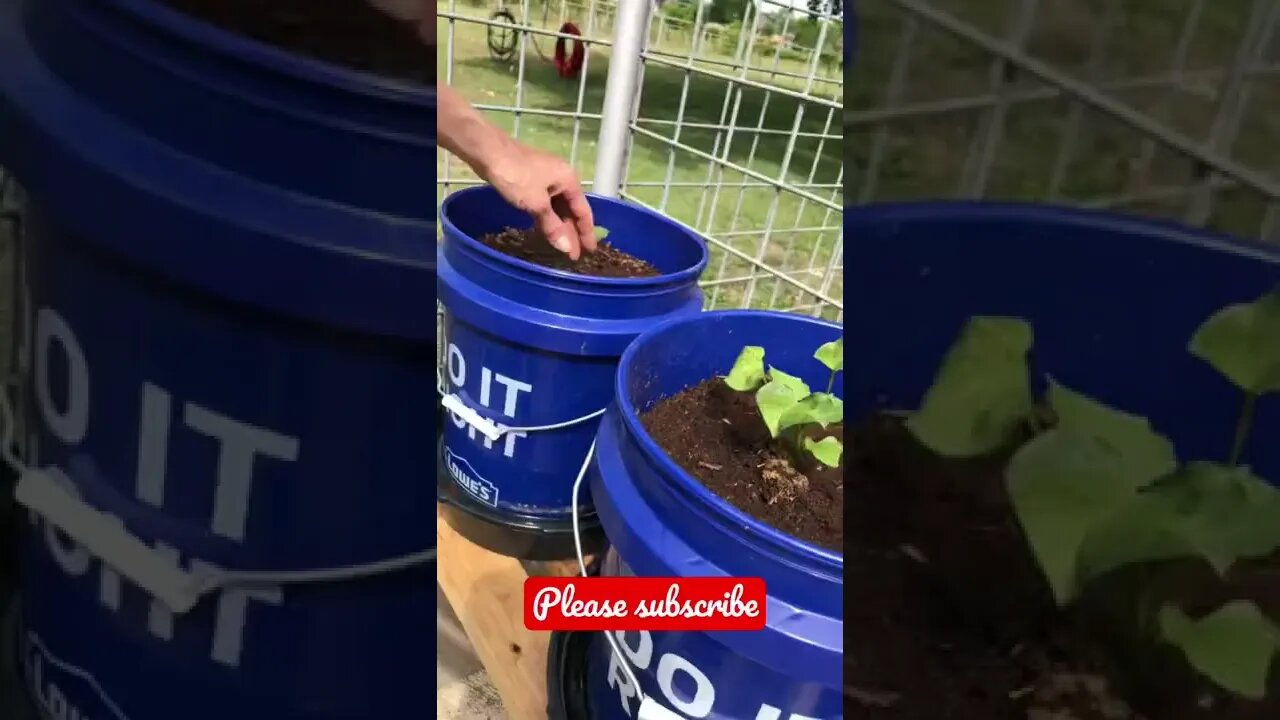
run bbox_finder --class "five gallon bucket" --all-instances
[0,0,436,717]
[578,310,844,719]
[436,185,708,560]
[845,1,855,69]
[844,202,1280,474]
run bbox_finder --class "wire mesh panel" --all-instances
[849,0,1280,242]
[436,0,846,321]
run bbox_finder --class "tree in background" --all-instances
[708,0,747,24]
[662,0,699,23]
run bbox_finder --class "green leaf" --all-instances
[724,346,767,391]
[1188,289,1280,395]
[778,392,844,432]
[906,316,1035,457]
[814,338,844,373]
[1160,601,1280,700]
[1077,463,1280,585]
[755,369,811,437]
[594,225,611,240]
[1007,428,1156,605]
[804,436,844,468]
[1047,380,1178,483]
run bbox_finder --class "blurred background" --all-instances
[848,0,1280,243]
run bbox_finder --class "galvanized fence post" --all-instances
[593,0,652,198]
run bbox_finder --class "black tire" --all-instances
[546,556,602,720]
[486,8,519,61]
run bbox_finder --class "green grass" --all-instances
[848,0,1280,241]
[437,3,844,318]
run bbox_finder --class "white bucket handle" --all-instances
[0,392,435,615]
[569,436,680,720]
[439,367,671,717]
[439,391,606,441]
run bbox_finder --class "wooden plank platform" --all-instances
[436,505,584,720]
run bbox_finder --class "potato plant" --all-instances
[907,289,1280,700]
[724,338,844,468]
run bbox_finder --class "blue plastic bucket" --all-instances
[845,202,1280,476]
[844,1,855,70]
[843,202,1280,713]
[582,310,844,719]
[436,185,708,559]
[0,0,436,718]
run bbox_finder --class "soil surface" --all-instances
[158,0,432,85]
[479,227,660,278]
[640,380,843,551]
[842,413,1280,720]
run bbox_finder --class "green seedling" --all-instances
[904,289,1280,701]
[1189,288,1280,465]
[594,225,611,241]
[724,346,767,392]
[1160,601,1280,701]
[724,341,845,468]
[906,317,1034,457]
[804,436,844,468]
[815,337,844,393]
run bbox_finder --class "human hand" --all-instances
[480,137,597,260]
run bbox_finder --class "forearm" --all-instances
[438,83,509,177]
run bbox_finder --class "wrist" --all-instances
[439,85,511,178]
[466,125,513,179]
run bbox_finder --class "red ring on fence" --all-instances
[554,22,586,79]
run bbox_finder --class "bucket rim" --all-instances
[439,185,711,287]
[615,308,844,569]
[96,0,433,108]
[848,200,1280,265]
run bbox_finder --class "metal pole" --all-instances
[594,0,651,197]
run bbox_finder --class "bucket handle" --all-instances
[435,329,608,439]
[567,434,680,720]
[439,392,607,441]
[439,369,674,717]
[0,394,435,615]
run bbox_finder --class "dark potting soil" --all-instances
[640,380,843,552]
[479,227,661,279]
[842,413,1280,720]
[158,0,432,85]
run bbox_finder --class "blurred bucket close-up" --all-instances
[0,0,436,718]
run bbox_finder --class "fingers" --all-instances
[530,199,580,261]
[559,185,597,254]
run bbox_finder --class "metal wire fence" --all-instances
[436,0,846,320]
[849,0,1280,243]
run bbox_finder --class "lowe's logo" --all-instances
[445,446,498,507]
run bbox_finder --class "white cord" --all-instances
[570,439,596,579]
[570,434,649,704]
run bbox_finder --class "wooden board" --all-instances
[436,505,583,720]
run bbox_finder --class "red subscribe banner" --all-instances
[524,577,767,631]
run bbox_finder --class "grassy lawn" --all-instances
[848,0,1280,242]
[437,1,844,318]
